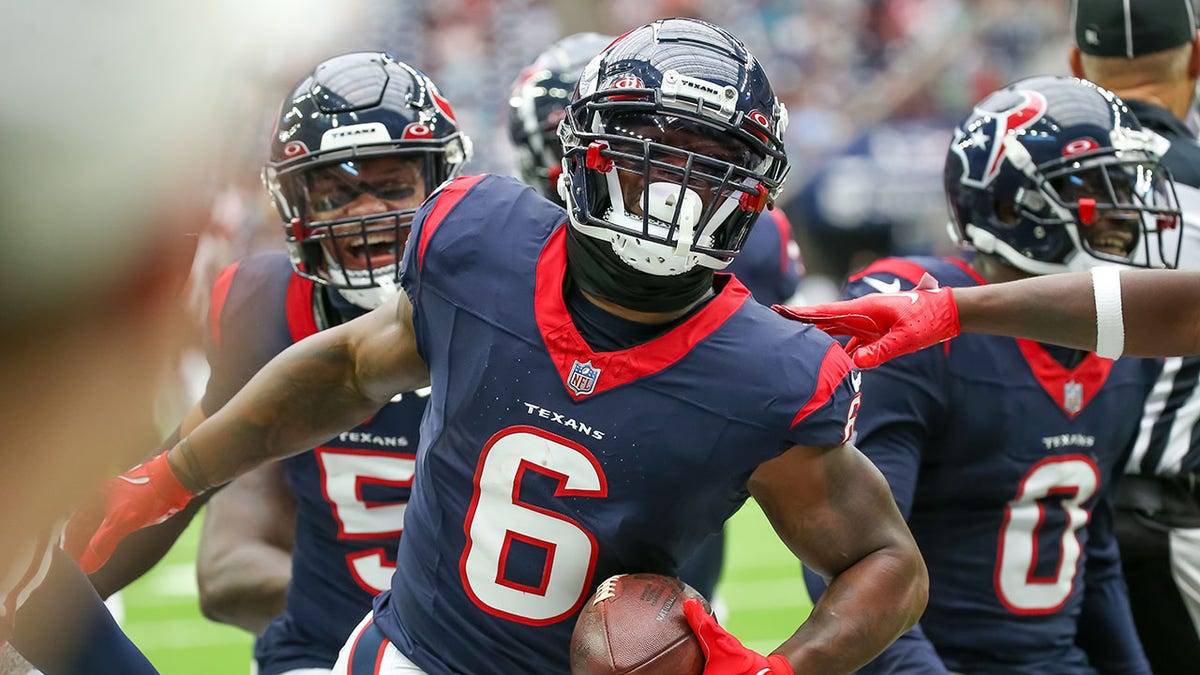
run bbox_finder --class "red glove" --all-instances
[772,274,961,369]
[63,451,196,573]
[683,598,793,675]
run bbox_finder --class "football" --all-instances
[570,573,710,675]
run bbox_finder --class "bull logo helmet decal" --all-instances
[951,90,1047,189]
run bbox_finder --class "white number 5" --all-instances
[317,448,417,594]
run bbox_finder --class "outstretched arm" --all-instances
[67,291,428,572]
[175,290,428,492]
[954,269,1200,358]
[776,269,1200,367]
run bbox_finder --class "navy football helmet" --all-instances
[264,53,472,308]
[560,18,789,275]
[945,75,1180,275]
[508,32,614,204]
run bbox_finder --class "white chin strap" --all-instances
[324,259,400,310]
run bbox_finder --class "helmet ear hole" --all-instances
[995,198,1020,226]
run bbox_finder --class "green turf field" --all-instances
[121,500,813,673]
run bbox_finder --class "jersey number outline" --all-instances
[994,454,1099,614]
[460,426,609,625]
[316,448,417,595]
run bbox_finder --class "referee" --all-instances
[1071,2,1200,673]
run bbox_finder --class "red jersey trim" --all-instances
[943,257,987,285]
[849,256,985,287]
[208,262,240,349]
[791,342,854,429]
[286,274,319,342]
[1016,340,1114,420]
[534,226,751,401]
[417,175,486,271]
[768,208,794,274]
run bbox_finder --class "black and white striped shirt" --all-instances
[1126,100,1200,477]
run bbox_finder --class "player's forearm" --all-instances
[168,333,389,493]
[780,545,928,673]
[196,543,291,635]
[1115,270,1200,356]
[954,275,1100,351]
[955,270,1200,357]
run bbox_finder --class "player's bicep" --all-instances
[749,441,913,580]
[343,290,429,403]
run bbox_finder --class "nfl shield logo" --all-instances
[1063,379,1083,415]
[568,360,601,397]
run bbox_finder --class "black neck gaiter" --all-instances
[564,225,715,313]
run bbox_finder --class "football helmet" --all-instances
[264,53,472,308]
[560,18,790,276]
[945,75,1181,275]
[508,32,614,204]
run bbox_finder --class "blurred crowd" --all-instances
[191,0,1073,337]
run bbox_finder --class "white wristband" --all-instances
[1092,266,1125,360]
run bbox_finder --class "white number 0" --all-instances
[995,455,1098,614]
[460,426,608,625]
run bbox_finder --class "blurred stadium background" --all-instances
[123,0,1082,671]
[193,0,1075,310]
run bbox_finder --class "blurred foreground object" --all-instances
[0,0,351,668]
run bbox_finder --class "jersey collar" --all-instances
[535,225,750,401]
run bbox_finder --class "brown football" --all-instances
[570,573,710,675]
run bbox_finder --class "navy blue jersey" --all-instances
[1122,100,1200,478]
[202,253,427,674]
[370,174,858,675]
[808,256,1155,674]
[677,206,801,598]
[726,207,801,306]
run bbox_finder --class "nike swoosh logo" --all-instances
[861,276,902,294]
[118,475,150,485]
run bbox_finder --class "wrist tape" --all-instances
[1092,266,1125,360]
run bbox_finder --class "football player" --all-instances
[184,53,468,675]
[69,19,926,675]
[801,75,1179,674]
[506,31,805,602]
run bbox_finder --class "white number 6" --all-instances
[460,426,608,625]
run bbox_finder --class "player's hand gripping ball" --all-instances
[570,573,710,675]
